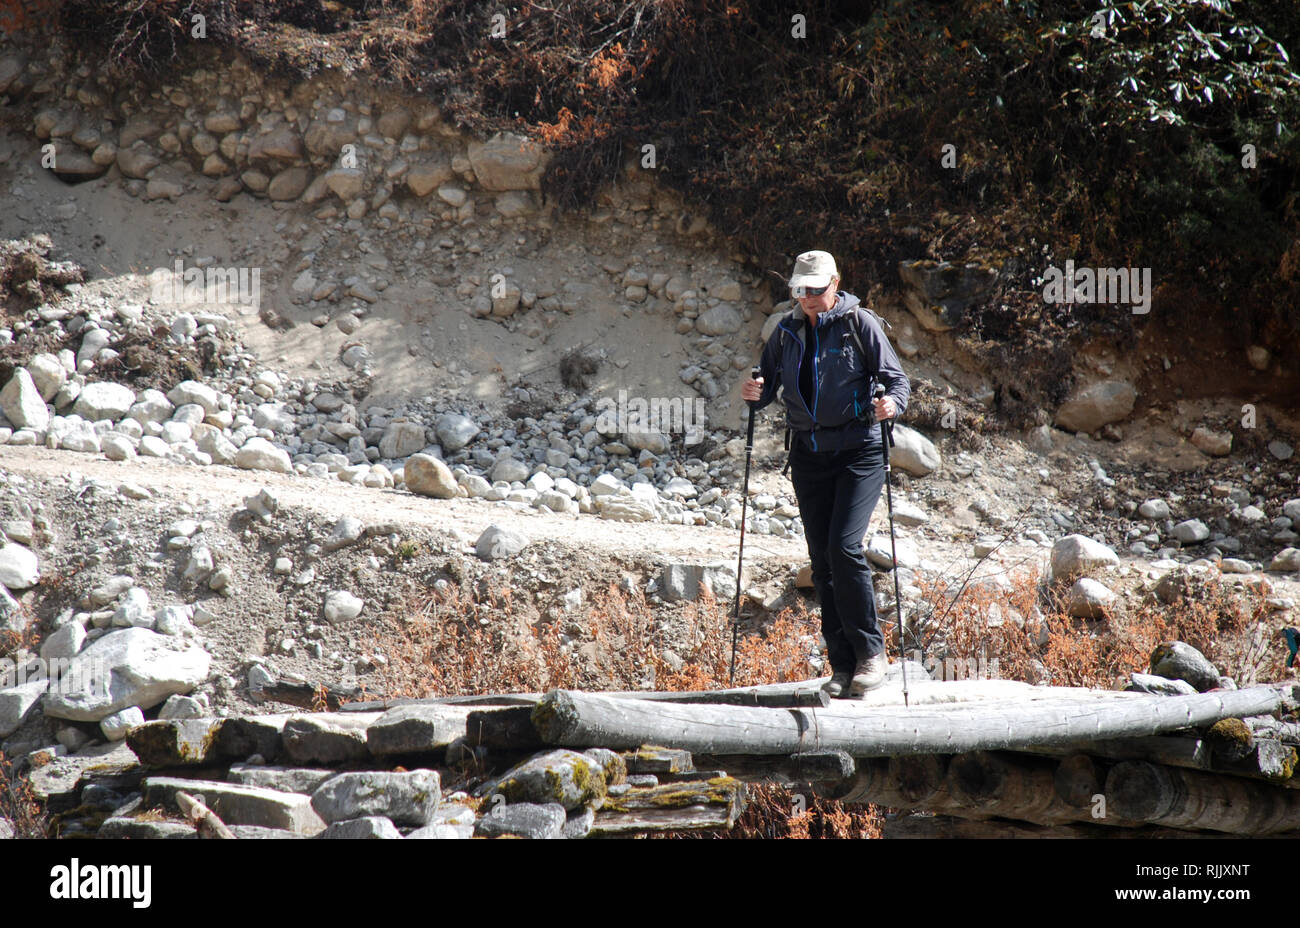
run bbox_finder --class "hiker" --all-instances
[741,250,911,697]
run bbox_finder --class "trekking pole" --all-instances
[874,384,909,707]
[730,364,761,685]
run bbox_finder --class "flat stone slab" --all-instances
[142,777,327,835]
[282,712,380,764]
[366,704,472,756]
[27,741,139,805]
[227,764,336,795]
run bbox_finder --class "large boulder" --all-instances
[404,454,458,498]
[235,437,293,474]
[25,354,66,402]
[435,413,479,452]
[485,750,606,811]
[890,424,941,476]
[1054,380,1137,434]
[42,627,211,722]
[311,770,441,826]
[475,524,528,561]
[1,369,49,430]
[167,381,220,415]
[379,421,427,459]
[1149,641,1221,693]
[72,382,136,422]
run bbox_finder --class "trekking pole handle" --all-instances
[873,383,895,446]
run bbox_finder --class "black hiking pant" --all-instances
[789,437,887,676]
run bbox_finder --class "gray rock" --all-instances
[890,425,941,476]
[235,437,293,473]
[281,712,379,764]
[866,535,919,570]
[1126,672,1198,697]
[320,816,402,839]
[562,807,595,839]
[227,764,337,794]
[112,586,153,628]
[72,382,136,422]
[436,413,479,452]
[404,453,458,499]
[323,517,366,552]
[1149,641,1221,692]
[244,488,279,522]
[40,621,86,662]
[1054,380,1137,433]
[695,304,743,336]
[1050,534,1119,582]
[474,801,567,839]
[101,706,145,741]
[379,421,427,459]
[0,543,39,589]
[1138,499,1170,520]
[311,769,440,825]
[0,678,48,737]
[659,563,738,602]
[323,590,363,623]
[1,369,49,431]
[42,627,212,722]
[1068,578,1116,618]
[486,750,606,811]
[158,694,205,720]
[252,402,295,434]
[1172,519,1210,544]
[491,456,531,484]
[98,818,196,839]
[1268,548,1300,573]
[1268,441,1293,461]
[367,704,468,756]
[143,776,326,835]
[475,524,528,561]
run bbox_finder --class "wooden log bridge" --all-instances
[530,683,1297,756]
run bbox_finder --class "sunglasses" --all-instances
[791,285,830,298]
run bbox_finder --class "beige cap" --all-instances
[788,250,839,289]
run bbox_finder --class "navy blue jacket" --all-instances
[754,292,911,452]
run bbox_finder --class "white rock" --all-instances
[42,627,212,722]
[112,587,154,628]
[235,437,293,473]
[1068,578,1116,618]
[167,380,220,414]
[128,389,174,424]
[101,433,136,461]
[1050,534,1119,582]
[0,543,39,590]
[1,369,50,431]
[1138,499,1170,520]
[40,621,86,662]
[100,706,145,741]
[890,425,941,476]
[0,678,48,737]
[26,353,67,402]
[324,590,364,623]
[1172,519,1210,544]
[72,381,136,422]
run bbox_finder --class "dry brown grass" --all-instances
[364,579,822,699]
[911,563,1285,690]
[0,751,48,838]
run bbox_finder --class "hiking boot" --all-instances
[821,670,853,698]
[848,652,889,696]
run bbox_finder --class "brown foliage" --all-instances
[0,752,49,838]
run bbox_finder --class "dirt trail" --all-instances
[2,443,810,566]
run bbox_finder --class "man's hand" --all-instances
[742,376,764,403]
[873,394,897,421]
